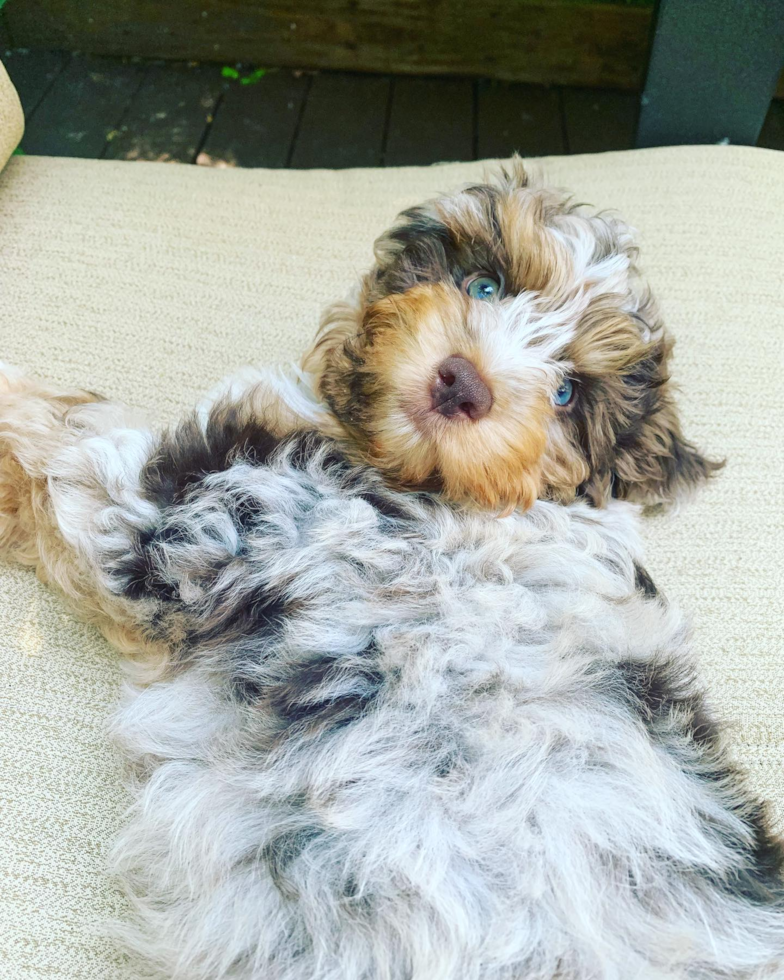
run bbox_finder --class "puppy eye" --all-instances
[553,379,575,407]
[464,275,501,301]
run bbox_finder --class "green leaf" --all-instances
[240,68,267,85]
[221,66,240,79]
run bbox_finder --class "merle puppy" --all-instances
[0,163,781,979]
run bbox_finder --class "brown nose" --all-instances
[431,355,493,420]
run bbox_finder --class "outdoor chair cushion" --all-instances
[0,61,781,979]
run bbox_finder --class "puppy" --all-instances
[303,159,718,511]
[0,163,781,980]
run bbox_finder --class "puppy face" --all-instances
[308,161,720,511]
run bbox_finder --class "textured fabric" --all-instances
[0,145,781,978]
[0,62,23,172]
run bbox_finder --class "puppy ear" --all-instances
[611,400,723,506]
[607,340,723,505]
[302,298,365,421]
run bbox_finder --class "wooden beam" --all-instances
[4,0,655,91]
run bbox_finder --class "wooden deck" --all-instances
[5,49,784,168]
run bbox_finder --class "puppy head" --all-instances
[307,161,720,511]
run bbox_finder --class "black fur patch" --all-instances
[371,204,509,300]
[230,664,266,705]
[616,658,784,905]
[141,406,283,508]
[228,488,266,536]
[568,347,719,506]
[633,563,659,599]
[342,875,359,899]
[434,746,462,778]
[355,488,410,523]
[287,434,350,476]
[263,642,383,737]
[195,584,288,647]
[616,658,716,749]
[116,523,181,602]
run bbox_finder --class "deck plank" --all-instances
[477,80,565,159]
[758,99,784,151]
[103,62,225,163]
[198,69,309,168]
[3,49,692,166]
[385,77,474,166]
[562,87,638,154]
[290,72,390,169]
[21,54,145,157]
[3,49,70,120]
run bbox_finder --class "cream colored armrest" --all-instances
[0,60,24,171]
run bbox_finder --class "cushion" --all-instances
[0,60,23,170]
[0,82,781,975]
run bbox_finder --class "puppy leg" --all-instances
[0,365,167,667]
[195,361,340,439]
[0,365,310,679]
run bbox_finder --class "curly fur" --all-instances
[306,160,722,510]
[0,365,781,979]
[0,166,778,978]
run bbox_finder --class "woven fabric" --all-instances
[0,61,23,172]
[0,144,781,978]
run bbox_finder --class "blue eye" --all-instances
[464,275,501,301]
[554,379,574,406]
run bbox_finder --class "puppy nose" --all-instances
[431,355,493,420]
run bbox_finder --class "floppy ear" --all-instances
[608,339,724,505]
[612,399,723,505]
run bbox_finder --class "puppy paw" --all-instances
[0,361,27,393]
[0,367,92,562]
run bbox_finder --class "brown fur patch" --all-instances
[496,190,574,296]
[312,283,552,510]
[570,305,652,376]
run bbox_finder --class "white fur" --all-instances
[4,376,777,979]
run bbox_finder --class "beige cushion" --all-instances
[0,80,782,976]
[0,61,23,170]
